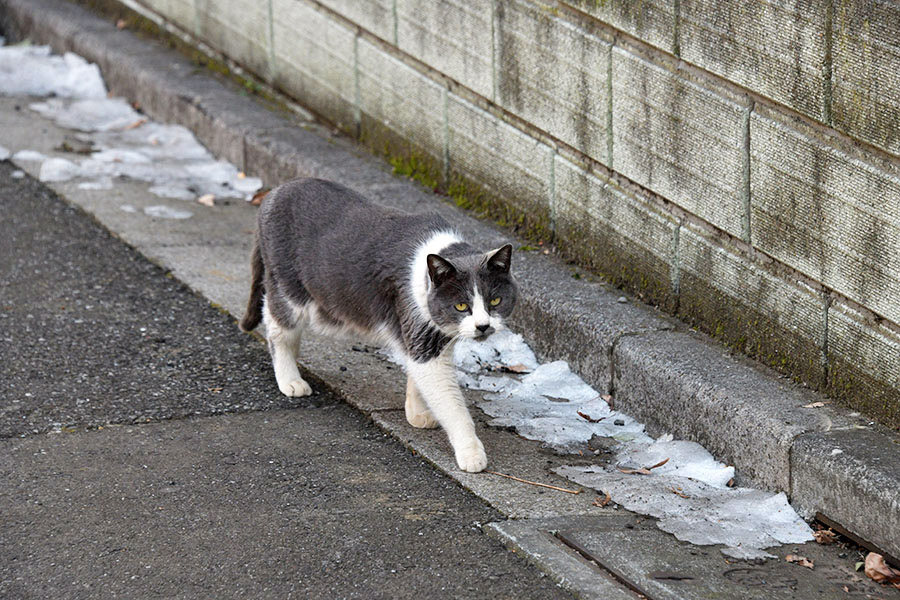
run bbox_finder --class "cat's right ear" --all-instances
[426,254,456,287]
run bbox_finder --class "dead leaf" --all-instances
[813,529,837,544]
[864,553,900,586]
[648,458,670,470]
[593,491,611,507]
[618,467,652,475]
[785,554,815,569]
[602,394,615,410]
[116,19,127,29]
[250,188,270,206]
[802,401,826,408]
[197,194,215,207]
[237,171,246,179]
[578,411,605,423]
[123,118,147,131]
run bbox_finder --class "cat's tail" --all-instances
[240,235,265,332]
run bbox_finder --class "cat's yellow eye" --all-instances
[455,302,469,312]
[489,297,502,307]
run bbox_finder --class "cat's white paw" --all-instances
[279,378,312,397]
[406,409,439,429]
[454,438,487,473]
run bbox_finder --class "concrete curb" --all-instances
[2,0,898,562]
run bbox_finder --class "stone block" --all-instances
[611,42,749,239]
[560,0,676,55]
[495,0,612,165]
[679,0,828,122]
[750,104,900,327]
[827,298,900,429]
[791,428,900,561]
[832,0,900,156]
[271,0,356,132]
[446,95,554,236]
[613,329,838,491]
[316,0,395,43]
[511,248,672,396]
[244,126,396,188]
[678,221,827,387]
[136,0,195,30]
[396,0,494,99]
[194,0,270,78]
[356,37,446,181]
[553,155,677,307]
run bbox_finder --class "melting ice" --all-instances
[454,329,813,559]
[0,42,262,203]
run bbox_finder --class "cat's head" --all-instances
[426,244,517,340]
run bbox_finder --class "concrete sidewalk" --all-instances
[1,0,899,597]
[0,162,576,599]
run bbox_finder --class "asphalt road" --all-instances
[0,161,571,599]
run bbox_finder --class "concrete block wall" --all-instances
[125,0,900,429]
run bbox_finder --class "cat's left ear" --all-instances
[427,254,457,287]
[486,244,512,273]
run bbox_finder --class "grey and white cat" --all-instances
[240,178,517,472]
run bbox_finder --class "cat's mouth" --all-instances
[472,326,496,340]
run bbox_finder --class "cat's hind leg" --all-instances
[405,377,439,429]
[263,295,312,397]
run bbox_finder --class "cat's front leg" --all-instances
[405,377,439,429]
[406,354,487,473]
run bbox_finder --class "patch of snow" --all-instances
[30,97,140,132]
[91,148,151,164]
[119,204,138,213]
[557,464,812,558]
[453,324,813,558]
[454,329,539,374]
[3,46,261,202]
[0,46,106,98]
[39,157,79,182]
[78,178,114,190]
[234,175,264,194]
[11,170,26,179]
[615,438,735,488]
[13,149,47,162]
[0,145,10,161]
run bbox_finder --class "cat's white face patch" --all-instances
[410,229,462,321]
[459,284,504,340]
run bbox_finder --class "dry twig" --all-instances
[669,486,690,499]
[485,470,582,495]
